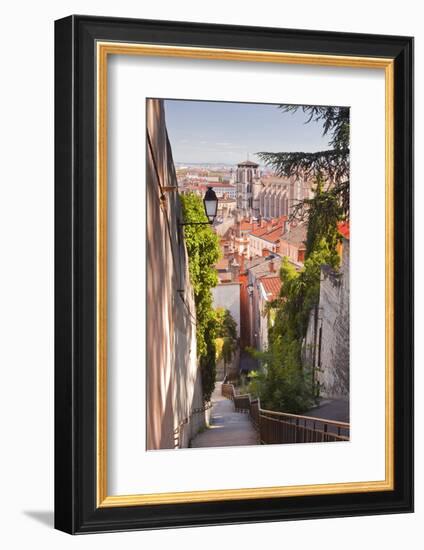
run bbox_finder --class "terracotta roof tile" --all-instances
[249,216,287,241]
[240,221,254,231]
[250,226,270,237]
[338,221,350,240]
[260,276,282,301]
[262,227,283,243]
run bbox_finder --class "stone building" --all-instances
[227,219,255,257]
[234,156,313,221]
[246,255,282,349]
[258,175,313,219]
[248,216,287,258]
[210,182,237,199]
[146,99,209,450]
[303,230,350,401]
[235,159,262,217]
[257,276,282,352]
[279,222,307,265]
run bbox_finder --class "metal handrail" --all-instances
[221,382,350,443]
[259,408,350,429]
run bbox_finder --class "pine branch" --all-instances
[258,105,350,217]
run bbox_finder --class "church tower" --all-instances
[235,159,261,218]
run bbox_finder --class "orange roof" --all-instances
[250,225,270,237]
[260,276,282,301]
[240,220,254,231]
[338,221,350,240]
[250,216,287,241]
[262,227,283,243]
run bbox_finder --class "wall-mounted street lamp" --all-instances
[179,186,218,226]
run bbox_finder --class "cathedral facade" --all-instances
[234,158,312,220]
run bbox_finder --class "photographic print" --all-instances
[146,98,350,450]
[55,17,413,533]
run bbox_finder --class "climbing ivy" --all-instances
[258,105,350,216]
[248,175,343,413]
[180,193,221,402]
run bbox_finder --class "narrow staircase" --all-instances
[190,381,258,448]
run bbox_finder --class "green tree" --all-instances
[304,174,343,258]
[199,318,218,403]
[215,307,237,341]
[180,193,221,401]
[215,308,238,375]
[248,174,343,413]
[249,106,348,413]
[258,105,350,217]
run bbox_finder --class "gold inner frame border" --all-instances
[96,42,394,508]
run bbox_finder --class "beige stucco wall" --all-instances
[146,99,208,450]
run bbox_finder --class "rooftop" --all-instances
[260,276,282,302]
[338,221,350,240]
[261,226,284,244]
[209,183,236,188]
[215,257,230,271]
[240,220,254,231]
[237,159,259,167]
[260,176,290,186]
[281,223,307,246]
[250,216,287,241]
[249,225,270,238]
[249,256,282,279]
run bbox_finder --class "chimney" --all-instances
[230,257,240,282]
[269,259,275,273]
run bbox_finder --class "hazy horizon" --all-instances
[164,99,338,165]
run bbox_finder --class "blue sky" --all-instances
[164,99,333,165]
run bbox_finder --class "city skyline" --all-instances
[164,99,336,164]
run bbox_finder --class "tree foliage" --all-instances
[304,174,343,258]
[248,105,348,412]
[180,193,221,401]
[215,308,238,369]
[215,307,237,341]
[248,175,342,413]
[258,105,350,216]
[199,318,218,403]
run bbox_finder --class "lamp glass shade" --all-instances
[203,187,218,223]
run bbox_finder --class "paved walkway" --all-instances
[190,382,258,448]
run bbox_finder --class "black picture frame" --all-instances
[55,15,414,534]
